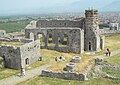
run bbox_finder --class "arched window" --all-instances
[89,42,92,51]
[25,58,29,65]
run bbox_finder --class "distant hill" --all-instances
[101,1,120,12]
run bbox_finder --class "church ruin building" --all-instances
[25,9,104,53]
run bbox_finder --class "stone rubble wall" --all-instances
[0,39,40,69]
[36,20,83,28]
[0,46,21,69]
[0,38,33,43]
[99,30,120,35]
[41,70,88,81]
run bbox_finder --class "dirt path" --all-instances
[0,49,120,85]
[0,64,50,85]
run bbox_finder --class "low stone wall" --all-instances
[41,70,88,81]
[99,30,120,35]
[0,38,33,43]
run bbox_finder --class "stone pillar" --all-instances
[100,36,105,50]
[45,35,48,48]
[55,36,58,47]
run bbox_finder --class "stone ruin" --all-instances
[25,9,105,53]
[41,70,88,81]
[0,38,41,70]
[71,56,81,63]
[66,63,76,72]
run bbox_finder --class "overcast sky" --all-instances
[0,0,117,15]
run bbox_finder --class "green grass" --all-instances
[17,76,120,85]
[105,34,120,51]
[0,57,19,80]
[102,67,120,78]
[0,21,29,33]
[105,53,120,65]
[0,68,18,80]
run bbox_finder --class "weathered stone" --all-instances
[0,39,40,70]
[66,63,75,72]
[41,70,88,81]
[25,9,105,53]
[71,56,81,63]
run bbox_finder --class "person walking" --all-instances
[106,49,109,56]
[107,49,111,56]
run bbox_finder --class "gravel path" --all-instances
[0,64,50,85]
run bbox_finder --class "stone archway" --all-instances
[25,58,29,66]
[89,42,92,51]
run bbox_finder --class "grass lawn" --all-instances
[105,34,120,51]
[0,21,29,33]
[17,76,120,85]
[0,57,18,80]
[0,68,18,80]
[105,53,120,65]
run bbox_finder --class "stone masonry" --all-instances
[25,9,105,53]
[0,38,40,69]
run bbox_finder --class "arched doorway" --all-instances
[89,42,92,51]
[25,58,29,66]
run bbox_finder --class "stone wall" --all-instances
[99,29,120,35]
[25,9,104,53]
[41,70,88,81]
[36,20,84,28]
[0,38,33,43]
[0,46,21,69]
[0,39,40,69]
[84,9,101,52]
[25,28,84,53]
[20,39,40,68]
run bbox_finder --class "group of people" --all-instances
[106,48,111,56]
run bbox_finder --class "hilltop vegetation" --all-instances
[0,21,29,33]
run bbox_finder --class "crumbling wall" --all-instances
[0,46,21,69]
[0,39,40,69]
[36,20,83,28]
[20,39,40,68]
[25,28,84,53]
[41,70,88,81]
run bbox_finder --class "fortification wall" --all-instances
[36,20,84,28]
[25,28,84,53]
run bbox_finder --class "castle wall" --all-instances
[84,9,101,52]
[0,46,21,69]
[0,39,40,69]
[36,20,83,28]
[20,39,40,68]
[25,28,84,53]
